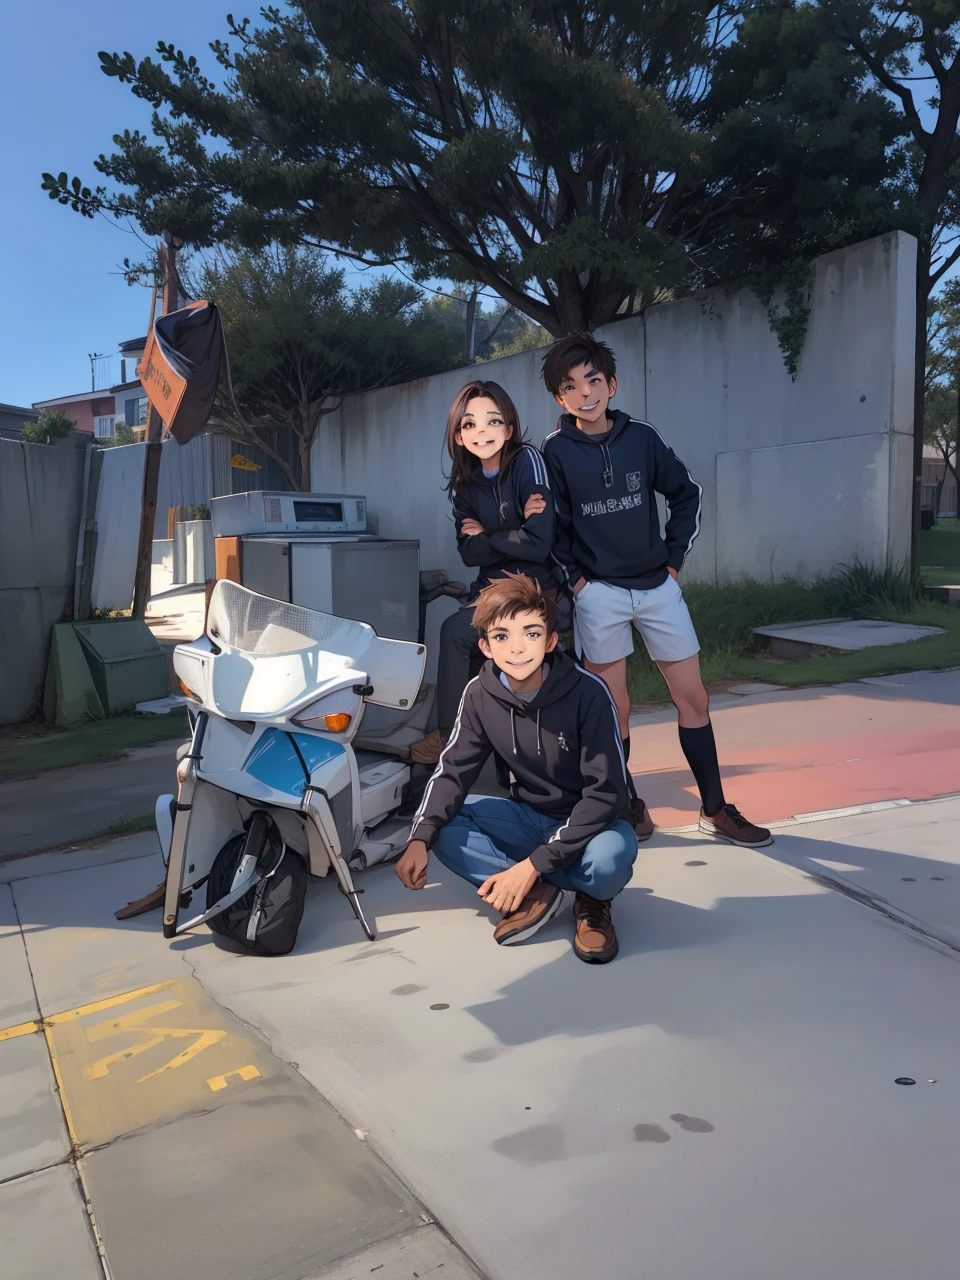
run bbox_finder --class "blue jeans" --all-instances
[431,795,638,901]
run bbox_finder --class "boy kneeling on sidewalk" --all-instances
[395,574,638,963]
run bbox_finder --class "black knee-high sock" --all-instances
[678,722,725,816]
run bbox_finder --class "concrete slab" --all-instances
[308,1225,484,1279]
[0,740,179,856]
[0,884,37,1024]
[0,833,158,884]
[725,681,785,695]
[11,856,185,1015]
[753,617,944,653]
[188,839,960,1280]
[134,694,190,714]
[764,795,960,950]
[84,1077,423,1280]
[0,1031,70,1181]
[0,1164,102,1280]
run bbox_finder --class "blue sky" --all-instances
[0,4,244,407]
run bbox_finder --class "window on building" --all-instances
[124,396,148,426]
[94,416,115,440]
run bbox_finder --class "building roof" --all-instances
[119,336,148,354]
[0,401,39,417]
[109,379,145,394]
[32,390,115,409]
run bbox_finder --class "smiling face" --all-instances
[478,608,557,692]
[455,395,514,468]
[553,361,618,433]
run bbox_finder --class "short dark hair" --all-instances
[471,573,557,637]
[541,333,617,395]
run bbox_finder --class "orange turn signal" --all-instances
[179,678,199,700]
[323,712,352,733]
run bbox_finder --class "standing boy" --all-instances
[395,574,638,964]
[540,333,772,848]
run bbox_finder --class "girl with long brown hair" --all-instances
[410,379,561,763]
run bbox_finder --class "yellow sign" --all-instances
[231,454,261,472]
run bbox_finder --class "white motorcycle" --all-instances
[157,578,449,947]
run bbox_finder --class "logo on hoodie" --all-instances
[626,471,642,492]
[557,731,570,752]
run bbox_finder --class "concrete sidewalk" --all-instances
[3,796,960,1279]
[1,841,484,1280]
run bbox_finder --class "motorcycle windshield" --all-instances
[205,580,425,716]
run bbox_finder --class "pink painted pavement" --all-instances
[627,671,960,827]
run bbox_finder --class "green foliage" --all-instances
[201,246,461,488]
[420,290,550,364]
[98,422,136,448]
[192,504,211,521]
[21,410,75,444]
[43,2,908,342]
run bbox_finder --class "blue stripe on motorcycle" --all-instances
[243,729,344,796]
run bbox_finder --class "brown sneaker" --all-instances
[493,882,566,946]
[699,804,773,848]
[573,892,619,964]
[624,796,654,842]
[410,728,446,765]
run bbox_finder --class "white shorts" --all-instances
[573,575,700,665]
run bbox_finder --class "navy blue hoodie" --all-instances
[409,649,628,873]
[453,444,560,597]
[542,411,702,591]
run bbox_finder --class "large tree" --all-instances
[43,1,904,339]
[816,0,960,571]
[202,246,461,490]
[926,280,960,511]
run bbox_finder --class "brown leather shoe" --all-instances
[699,804,773,847]
[493,881,566,946]
[410,728,446,765]
[573,892,619,964]
[626,796,654,842]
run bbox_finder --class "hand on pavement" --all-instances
[395,840,429,890]
[477,858,539,914]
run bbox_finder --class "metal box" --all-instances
[241,537,420,642]
[211,491,367,537]
[73,620,168,714]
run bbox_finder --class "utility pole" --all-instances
[131,235,181,619]
[464,283,479,364]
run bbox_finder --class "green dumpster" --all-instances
[73,620,168,714]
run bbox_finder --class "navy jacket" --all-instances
[452,443,559,596]
[543,411,702,590]
[409,650,628,873]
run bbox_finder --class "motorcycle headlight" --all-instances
[292,690,362,734]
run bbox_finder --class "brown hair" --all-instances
[540,333,617,396]
[444,380,524,497]
[471,572,557,637]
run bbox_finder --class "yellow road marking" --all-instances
[44,977,274,1150]
[0,1019,41,1042]
[81,997,226,1082]
[207,1064,262,1092]
[46,980,179,1026]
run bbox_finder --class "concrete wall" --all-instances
[90,443,146,612]
[314,231,914,580]
[0,439,87,723]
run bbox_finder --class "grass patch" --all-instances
[921,520,960,590]
[0,709,189,782]
[106,812,157,838]
[626,563,958,704]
